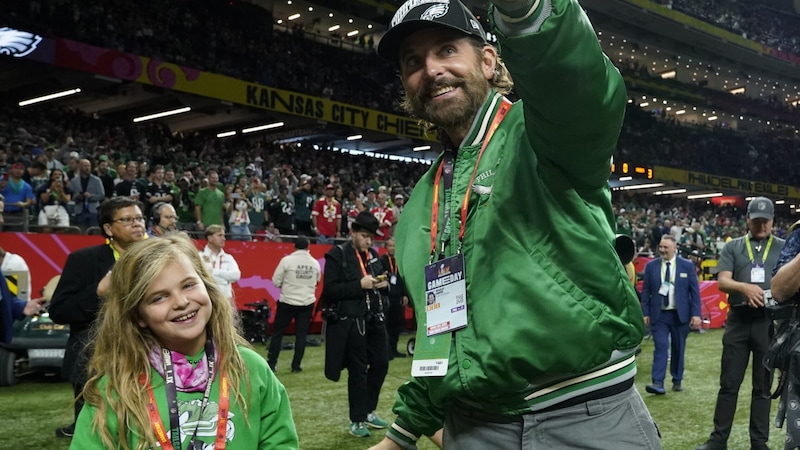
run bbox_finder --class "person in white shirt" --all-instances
[0,247,32,301]
[267,237,321,373]
[199,225,241,308]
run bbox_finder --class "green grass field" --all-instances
[0,329,772,449]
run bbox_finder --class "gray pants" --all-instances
[443,386,661,449]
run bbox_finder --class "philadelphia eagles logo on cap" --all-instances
[420,4,449,21]
[0,27,43,58]
[391,0,449,27]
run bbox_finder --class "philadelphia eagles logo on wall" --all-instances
[0,27,43,58]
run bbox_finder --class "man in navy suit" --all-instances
[642,234,701,394]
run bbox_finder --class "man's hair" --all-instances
[661,234,677,244]
[205,224,225,238]
[400,37,513,133]
[81,233,249,450]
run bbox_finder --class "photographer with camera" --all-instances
[697,197,783,450]
[321,211,390,438]
[768,203,800,449]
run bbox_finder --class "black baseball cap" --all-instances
[378,0,487,61]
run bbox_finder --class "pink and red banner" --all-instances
[2,233,729,332]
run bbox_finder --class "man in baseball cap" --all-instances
[371,0,658,449]
[378,0,487,60]
[696,195,782,450]
[747,196,774,220]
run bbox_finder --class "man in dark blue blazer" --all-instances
[1,268,46,344]
[642,234,701,394]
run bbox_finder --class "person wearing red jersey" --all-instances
[370,193,393,241]
[312,183,342,244]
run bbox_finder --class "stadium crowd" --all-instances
[3,0,799,121]
[654,0,800,56]
[2,0,401,114]
[1,103,798,252]
[0,0,798,250]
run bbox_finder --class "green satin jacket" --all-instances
[389,0,643,445]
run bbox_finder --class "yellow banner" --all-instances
[655,165,800,199]
[132,62,436,142]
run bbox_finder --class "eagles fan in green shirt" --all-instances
[370,0,660,449]
[194,170,226,230]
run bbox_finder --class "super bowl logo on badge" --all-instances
[0,27,43,57]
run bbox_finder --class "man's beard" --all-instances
[403,70,489,130]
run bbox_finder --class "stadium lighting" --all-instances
[347,30,359,37]
[346,135,362,141]
[132,106,191,123]
[618,176,632,181]
[639,102,650,107]
[687,192,723,199]
[708,116,718,121]
[675,110,686,115]
[216,131,237,138]
[728,87,745,95]
[242,122,284,134]
[288,13,300,21]
[328,25,340,32]
[413,145,431,151]
[618,183,664,190]
[654,189,687,195]
[659,70,676,79]
[776,200,786,205]
[19,88,82,106]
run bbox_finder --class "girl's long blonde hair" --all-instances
[81,233,250,450]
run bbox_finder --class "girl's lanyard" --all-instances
[429,98,512,263]
[143,340,229,450]
[387,256,397,275]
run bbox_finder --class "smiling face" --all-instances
[658,236,677,260]
[136,255,212,355]
[399,28,495,134]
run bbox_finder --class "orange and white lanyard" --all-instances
[429,98,512,260]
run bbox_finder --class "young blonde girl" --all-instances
[71,233,298,450]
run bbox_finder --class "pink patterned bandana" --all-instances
[148,344,218,392]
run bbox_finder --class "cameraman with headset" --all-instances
[146,201,178,237]
[321,211,390,438]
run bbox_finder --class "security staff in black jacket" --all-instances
[322,211,390,437]
[380,237,409,359]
